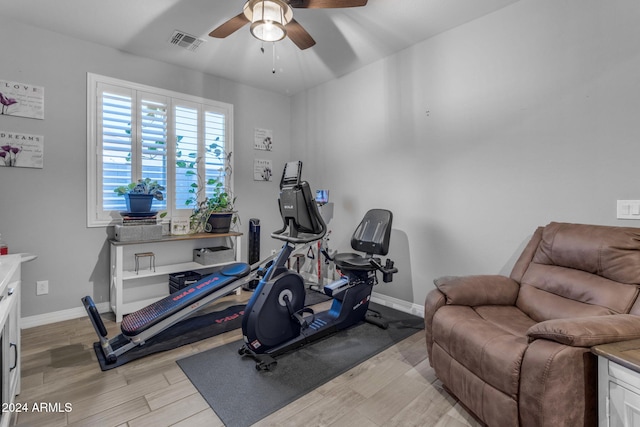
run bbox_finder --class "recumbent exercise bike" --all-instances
[239,161,398,371]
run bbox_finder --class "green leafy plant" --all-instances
[187,145,238,233]
[195,178,235,212]
[114,178,165,201]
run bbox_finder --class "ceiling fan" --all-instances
[209,0,368,50]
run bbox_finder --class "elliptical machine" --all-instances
[239,161,398,370]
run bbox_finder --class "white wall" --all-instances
[292,0,640,306]
[0,18,292,317]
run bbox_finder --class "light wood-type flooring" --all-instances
[13,292,480,427]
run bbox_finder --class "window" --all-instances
[87,74,233,227]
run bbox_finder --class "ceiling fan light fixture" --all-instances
[243,0,293,42]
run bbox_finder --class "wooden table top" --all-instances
[592,339,640,373]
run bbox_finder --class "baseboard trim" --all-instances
[21,301,110,329]
[370,292,424,318]
[21,293,422,329]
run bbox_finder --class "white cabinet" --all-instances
[110,232,242,322]
[595,343,640,427]
[0,255,21,427]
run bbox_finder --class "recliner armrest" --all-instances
[527,314,640,347]
[433,275,519,306]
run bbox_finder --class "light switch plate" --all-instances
[617,200,640,219]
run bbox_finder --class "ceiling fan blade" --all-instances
[209,13,250,38]
[286,19,316,50]
[289,0,367,8]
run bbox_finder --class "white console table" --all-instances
[0,255,22,427]
[593,340,640,427]
[110,232,242,322]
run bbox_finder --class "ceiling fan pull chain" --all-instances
[272,42,276,74]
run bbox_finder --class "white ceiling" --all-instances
[0,0,521,95]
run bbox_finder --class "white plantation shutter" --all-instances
[99,85,133,212]
[173,104,229,212]
[139,94,168,212]
[87,74,233,226]
[205,110,227,191]
[175,104,199,210]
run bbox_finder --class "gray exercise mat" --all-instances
[177,303,423,427]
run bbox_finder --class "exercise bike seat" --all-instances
[333,253,381,271]
[121,262,250,338]
[333,209,393,272]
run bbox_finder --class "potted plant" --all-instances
[186,146,238,233]
[114,178,165,213]
[189,178,237,233]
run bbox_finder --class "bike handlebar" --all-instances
[271,215,326,244]
[270,230,325,244]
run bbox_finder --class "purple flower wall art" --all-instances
[0,92,18,115]
[0,132,43,169]
[0,80,44,119]
[0,144,21,166]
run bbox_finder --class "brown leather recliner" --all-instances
[424,222,640,426]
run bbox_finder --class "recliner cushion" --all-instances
[432,305,532,398]
[517,263,637,321]
[516,222,640,321]
[534,222,640,285]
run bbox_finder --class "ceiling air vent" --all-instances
[169,30,205,52]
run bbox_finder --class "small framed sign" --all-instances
[0,131,44,169]
[254,159,273,181]
[0,79,44,120]
[254,128,273,151]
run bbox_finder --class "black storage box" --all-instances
[169,270,202,294]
